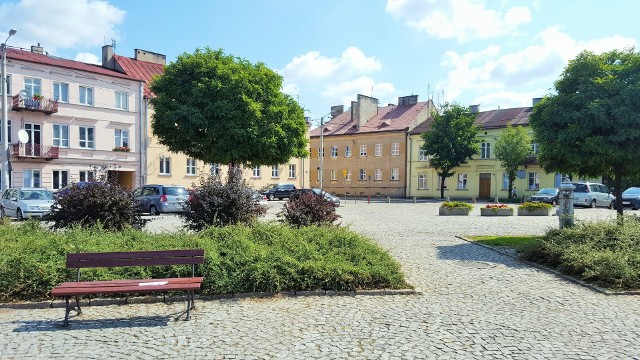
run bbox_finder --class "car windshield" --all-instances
[537,188,556,195]
[19,190,53,200]
[163,187,187,196]
[623,187,640,195]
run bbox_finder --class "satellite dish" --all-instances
[19,90,28,100]
[18,130,29,143]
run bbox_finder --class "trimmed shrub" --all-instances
[440,201,473,210]
[519,201,553,210]
[278,192,341,227]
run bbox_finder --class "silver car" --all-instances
[0,187,54,220]
[572,182,614,208]
[132,185,189,215]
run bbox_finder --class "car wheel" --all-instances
[633,206,638,211]
[607,201,613,209]
[278,197,283,200]
[589,200,596,208]
[552,199,557,206]
[0,206,4,218]
[269,194,275,201]
[149,205,159,216]
[16,208,24,221]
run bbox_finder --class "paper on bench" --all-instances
[138,281,168,286]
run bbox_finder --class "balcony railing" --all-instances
[11,95,59,114]
[11,144,59,160]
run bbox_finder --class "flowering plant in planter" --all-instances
[518,202,552,210]
[484,203,514,213]
[440,201,473,210]
[112,146,130,152]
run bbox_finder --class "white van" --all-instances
[572,182,614,208]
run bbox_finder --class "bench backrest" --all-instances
[66,249,205,269]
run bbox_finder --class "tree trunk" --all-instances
[440,176,445,200]
[614,170,624,222]
[227,162,242,185]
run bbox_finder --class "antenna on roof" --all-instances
[111,38,116,54]
[371,85,374,97]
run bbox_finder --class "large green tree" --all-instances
[530,48,640,216]
[494,123,532,199]
[421,102,480,199]
[149,48,309,172]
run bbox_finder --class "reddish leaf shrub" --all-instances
[278,192,341,227]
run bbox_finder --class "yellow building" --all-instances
[108,46,309,190]
[407,102,564,200]
[309,94,435,197]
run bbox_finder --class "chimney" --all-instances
[398,95,418,106]
[135,49,166,65]
[102,45,115,69]
[469,104,479,113]
[353,94,378,130]
[330,105,344,118]
[305,117,312,128]
[532,97,542,106]
[30,43,44,55]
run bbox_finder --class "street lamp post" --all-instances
[318,112,332,192]
[1,29,16,192]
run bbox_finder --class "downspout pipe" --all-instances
[406,133,412,198]
[138,81,144,187]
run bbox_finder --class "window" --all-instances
[159,156,171,175]
[391,168,399,181]
[252,166,260,177]
[79,170,95,182]
[53,124,69,148]
[79,86,94,106]
[528,172,540,190]
[79,126,95,149]
[288,164,296,178]
[53,82,69,102]
[418,150,429,161]
[503,173,510,190]
[437,176,448,190]
[23,169,41,188]
[24,78,41,98]
[317,169,323,181]
[391,143,400,156]
[375,169,382,181]
[1,74,10,95]
[115,92,128,110]
[360,145,367,157]
[375,144,382,157]
[331,146,338,158]
[418,174,428,189]
[330,169,337,181]
[186,159,196,176]
[271,165,279,178]
[345,169,352,181]
[317,147,324,158]
[457,174,468,189]
[481,142,491,159]
[114,129,129,148]
[210,163,221,176]
[345,145,351,158]
[359,169,367,181]
[530,143,539,155]
[52,170,69,190]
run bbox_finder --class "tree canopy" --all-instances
[494,123,532,198]
[529,48,640,215]
[149,48,309,167]
[421,102,479,199]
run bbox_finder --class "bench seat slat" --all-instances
[66,250,205,268]
[67,249,205,260]
[51,277,203,297]
[67,257,204,268]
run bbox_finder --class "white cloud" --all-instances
[386,0,531,42]
[74,52,100,64]
[321,76,396,107]
[0,0,125,53]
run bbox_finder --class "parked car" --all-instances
[132,185,189,215]
[0,187,54,220]
[621,187,640,210]
[252,190,268,205]
[55,181,104,197]
[290,188,341,207]
[262,183,297,201]
[572,182,615,208]
[528,188,559,206]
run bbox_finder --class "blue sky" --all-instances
[1,0,638,123]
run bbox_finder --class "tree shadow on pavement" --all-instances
[436,242,529,269]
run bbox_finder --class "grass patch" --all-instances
[467,235,541,254]
[0,221,411,302]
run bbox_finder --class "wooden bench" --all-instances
[51,249,205,327]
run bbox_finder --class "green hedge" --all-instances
[0,221,411,301]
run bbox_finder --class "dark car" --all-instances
[132,185,189,215]
[528,188,560,206]
[621,187,640,210]
[290,188,340,207]
[262,183,297,201]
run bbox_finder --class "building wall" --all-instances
[310,131,408,198]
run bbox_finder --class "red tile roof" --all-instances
[113,54,164,98]
[409,106,532,135]
[310,101,433,137]
[7,48,138,81]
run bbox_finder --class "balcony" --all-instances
[11,95,59,114]
[11,144,59,160]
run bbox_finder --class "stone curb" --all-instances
[0,288,417,310]
[455,235,640,296]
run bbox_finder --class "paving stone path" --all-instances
[1,202,639,359]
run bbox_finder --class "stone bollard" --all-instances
[471,197,476,203]
[446,197,450,202]
[494,197,499,203]
[387,197,391,203]
[413,197,416,204]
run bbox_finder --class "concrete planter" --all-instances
[517,207,551,216]
[480,208,514,216]
[439,207,470,216]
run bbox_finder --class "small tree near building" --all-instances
[494,123,532,199]
[421,102,480,199]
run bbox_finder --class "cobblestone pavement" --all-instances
[1,202,639,359]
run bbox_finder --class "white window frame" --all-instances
[79,86,94,106]
[345,169,352,181]
[503,173,510,190]
[330,169,337,181]
[115,91,128,110]
[528,172,540,190]
[53,82,69,103]
[114,129,129,148]
[345,145,351,158]
[271,165,279,178]
[53,124,69,148]
[360,144,367,157]
[186,158,196,176]
[481,142,491,159]
[457,173,468,189]
[418,149,429,161]
[79,126,95,149]
[375,144,382,157]
[331,146,338,158]
[437,176,448,190]
[252,166,261,177]
[359,169,367,181]
[159,156,171,175]
[391,143,400,156]
[531,143,539,155]
[374,168,382,181]
[23,169,41,188]
[418,174,428,189]
[24,77,41,98]
[317,147,324,158]
[210,163,221,176]
[79,170,95,182]
[288,164,296,178]
[391,168,399,181]
[52,170,69,190]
